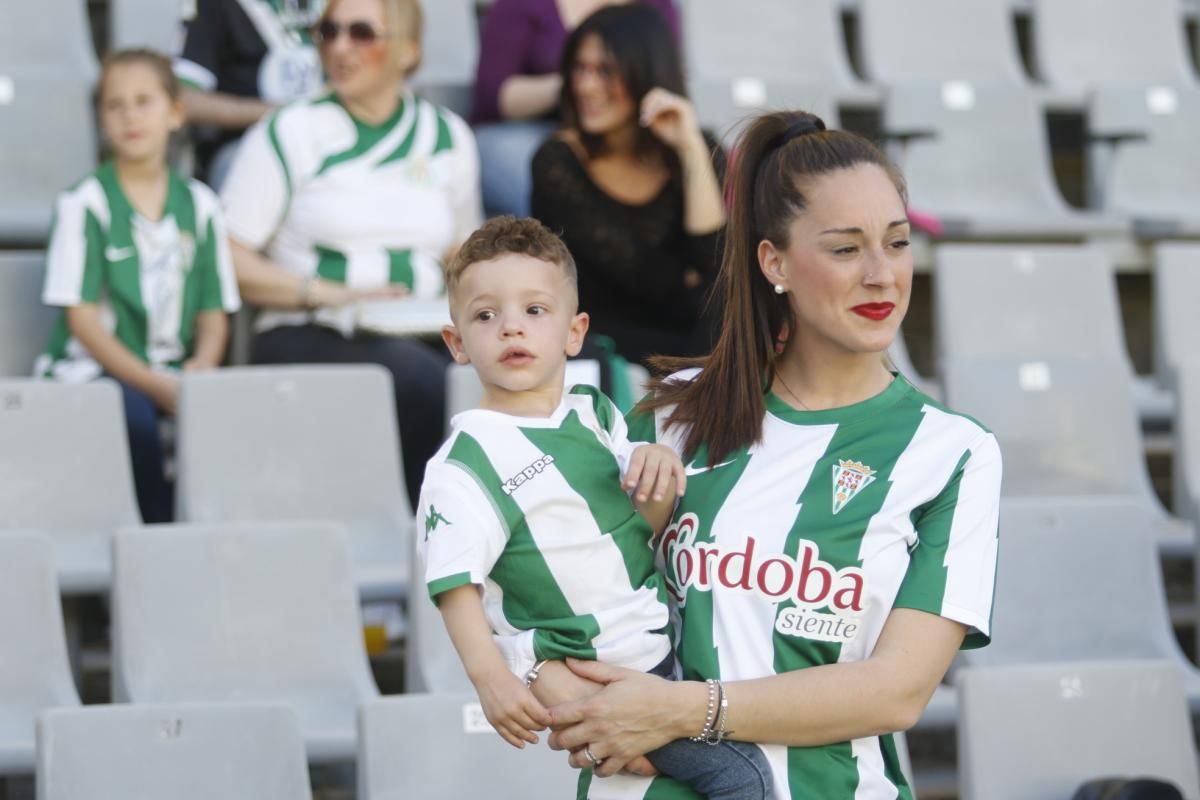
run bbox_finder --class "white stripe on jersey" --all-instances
[941,433,1002,635]
[43,178,109,307]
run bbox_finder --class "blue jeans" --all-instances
[474,120,556,218]
[117,380,173,523]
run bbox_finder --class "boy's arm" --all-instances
[438,584,552,748]
[185,309,229,370]
[66,304,179,414]
[624,444,686,535]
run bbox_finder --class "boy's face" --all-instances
[442,254,589,412]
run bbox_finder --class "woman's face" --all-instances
[319,0,416,104]
[762,163,913,359]
[570,34,637,137]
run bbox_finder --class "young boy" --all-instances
[416,216,774,799]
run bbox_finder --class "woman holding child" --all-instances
[536,111,1004,798]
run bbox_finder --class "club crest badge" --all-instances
[832,459,876,515]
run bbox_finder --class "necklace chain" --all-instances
[774,371,811,411]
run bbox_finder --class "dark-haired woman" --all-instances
[538,111,1002,799]
[530,3,725,368]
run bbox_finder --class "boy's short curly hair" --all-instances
[444,216,578,299]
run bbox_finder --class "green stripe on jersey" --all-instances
[317,97,407,175]
[571,384,618,434]
[433,109,455,155]
[94,163,149,362]
[377,107,422,166]
[387,249,415,288]
[315,245,348,283]
[446,431,603,662]
[267,112,292,196]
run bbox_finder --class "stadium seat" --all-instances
[1153,242,1200,385]
[888,328,939,400]
[411,0,477,117]
[885,84,1128,239]
[680,0,878,139]
[963,498,1200,706]
[0,533,81,775]
[957,660,1200,800]
[1031,0,1198,93]
[109,0,182,52]
[358,694,578,799]
[0,252,57,377]
[0,380,140,592]
[404,539,471,693]
[688,82,839,146]
[1088,85,1200,237]
[175,365,411,601]
[940,356,1192,555]
[934,243,1171,428]
[111,521,380,762]
[1174,365,1200,546]
[37,703,313,800]
[858,0,1027,86]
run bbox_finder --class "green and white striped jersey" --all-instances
[40,162,240,382]
[588,371,1002,800]
[220,90,482,336]
[417,385,672,680]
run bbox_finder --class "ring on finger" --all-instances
[584,746,604,767]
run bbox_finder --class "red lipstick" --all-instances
[851,302,895,321]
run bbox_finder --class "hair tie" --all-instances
[766,116,826,153]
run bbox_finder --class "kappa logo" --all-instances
[424,505,451,540]
[501,454,555,496]
[832,459,876,515]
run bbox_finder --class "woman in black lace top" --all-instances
[530,4,726,368]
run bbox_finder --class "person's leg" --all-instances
[116,380,173,523]
[475,120,557,218]
[645,737,775,800]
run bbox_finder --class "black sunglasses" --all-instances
[312,19,388,46]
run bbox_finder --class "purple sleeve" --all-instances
[643,0,681,44]
[471,0,542,124]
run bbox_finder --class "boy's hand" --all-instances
[624,444,687,503]
[475,667,553,749]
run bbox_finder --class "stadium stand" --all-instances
[37,703,313,799]
[358,694,577,799]
[1154,242,1200,386]
[963,498,1200,707]
[885,84,1128,239]
[110,521,379,762]
[175,365,412,602]
[404,561,471,694]
[410,0,477,118]
[0,380,140,593]
[1088,85,1200,237]
[0,253,58,378]
[109,0,180,52]
[957,660,1200,800]
[1031,0,1198,93]
[1175,365,1200,565]
[858,0,1027,87]
[0,0,98,245]
[0,533,81,776]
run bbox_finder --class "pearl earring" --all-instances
[774,284,786,295]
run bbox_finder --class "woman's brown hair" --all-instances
[644,110,907,465]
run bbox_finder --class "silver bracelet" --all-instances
[523,659,549,688]
[696,680,731,745]
[689,679,719,743]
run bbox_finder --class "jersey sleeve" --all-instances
[174,0,224,91]
[894,432,1002,649]
[220,111,291,250]
[445,112,484,246]
[193,183,242,313]
[416,461,509,603]
[43,189,106,307]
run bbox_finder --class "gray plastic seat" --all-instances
[359,694,578,799]
[0,533,81,775]
[411,0,476,117]
[1032,0,1197,93]
[111,521,380,762]
[0,380,140,592]
[404,530,471,693]
[886,83,1127,239]
[859,0,1026,86]
[689,82,839,146]
[1174,365,1200,544]
[1154,243,1200,384]
[175,365,411,601]
[964,497,1200,706]
[1089,85,1200,237]
[0,252,58,376]
[110,0,182,51]
[958,660,1200,800]
[38,703,313,800]
[941,356,1192,555]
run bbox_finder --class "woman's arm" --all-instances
[498,73,563,120]
[67,305,179,413]
[640,89,725,236]
[182,88,274,130]
[185,309,229,370]
[230,238,363,309]
[473,0,544,122]
[548,608,966,777]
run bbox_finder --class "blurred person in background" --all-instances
[39,50,241,523]
[221,0,482,503]
[175,0,326,188]
[472,0,678,217]
[531,4,724,369]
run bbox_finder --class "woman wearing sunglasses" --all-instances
[221,0,482,504]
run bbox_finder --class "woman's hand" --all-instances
[640,88,705,154]
[547,658,706,778]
